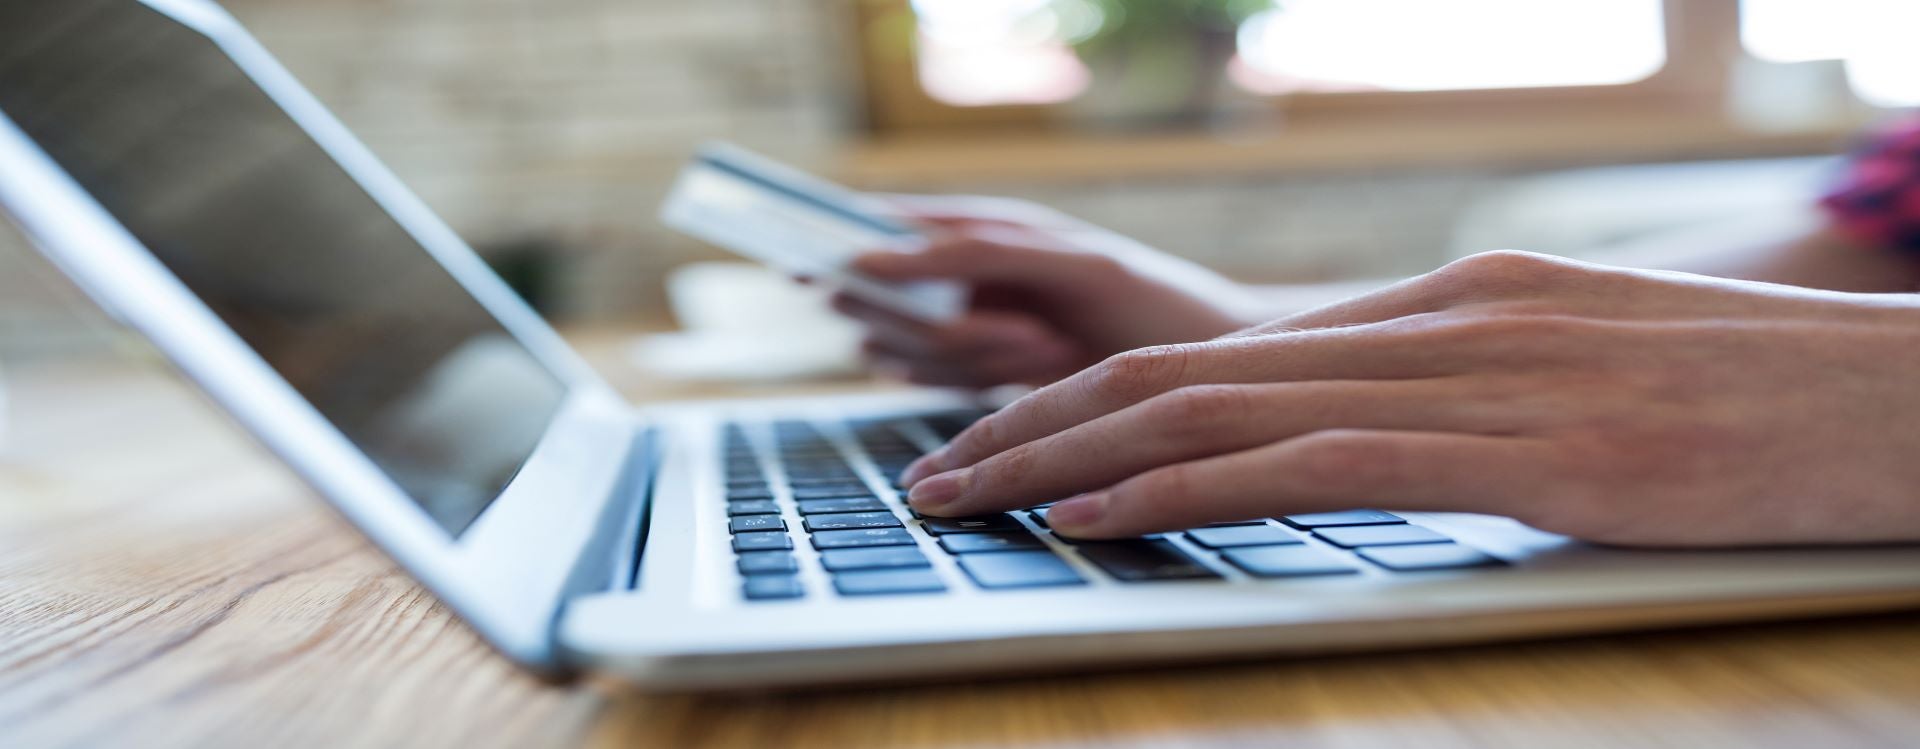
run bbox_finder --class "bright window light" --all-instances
[1741,0,1920,107]
[911,0,1090,106]
[1232,0,1667,94]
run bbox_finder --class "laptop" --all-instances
[5,0,1920,691]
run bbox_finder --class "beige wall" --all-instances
[0,0,1554,356]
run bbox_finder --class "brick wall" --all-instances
[0,0,1511,357]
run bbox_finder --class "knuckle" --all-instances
[1143,385,1253,434]
[947,412,1007,460]
[1127,463,1199,507]
[1088,345,1200,402]
[1449,249,1562,278]
[1423,250,1569,301]
[1281,430,1393,492]
[977,443,1039,488]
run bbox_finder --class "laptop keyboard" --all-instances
[719,411,1503,602]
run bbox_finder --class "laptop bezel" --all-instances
[0,0,645,674]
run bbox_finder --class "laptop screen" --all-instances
[0,1,569,536]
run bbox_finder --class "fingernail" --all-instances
[908,468,969,510]
[900,450,946,486]
[1045,494,1108,530]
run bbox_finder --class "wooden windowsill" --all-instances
[834,110,1865,189]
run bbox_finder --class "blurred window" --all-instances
[907,0,1667,107]
[1231,0,1665,95]
[1741,0,1920,106]
[852,0,1877,169]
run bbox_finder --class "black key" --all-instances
[958,551,1085,589]
[736,551,798,575]
[938,532,1047,554]
[1315,524,1450,548]
[728,515,786,534]
[924,412,985,440]
[833,569,947,596]
[726,488,776,501]
[1358,544,1503,571]
[1186,525,1304,549]
[921,514,1024,535]
[1051,531,1154,545]
[726,500,781,516]
[1026,507,1049,528]
[796,497,889,515]
[803,512,903,531]
[1280,510,1404,528]
[742,575,804,600]
[726,478,770,490]
[1076,540,1220,582]
[1221,546,1359,578]
[819,546,931,572]
[731,532,793,552]
[791,485,879,500]
[787,473,863,484]
[811,527,915,549]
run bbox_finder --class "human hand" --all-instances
[901,250,1920,547]
[833,194,1257,387]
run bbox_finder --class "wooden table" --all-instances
[4,348,1919,749]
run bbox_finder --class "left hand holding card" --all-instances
[659,142,967,323]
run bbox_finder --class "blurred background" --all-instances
[2,0,1915,364]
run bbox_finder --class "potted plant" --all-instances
[1063,0,1273,129]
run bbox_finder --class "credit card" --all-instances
[659,142,966,323]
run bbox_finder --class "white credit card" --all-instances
[659,142,967,323]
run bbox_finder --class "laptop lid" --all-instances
[0,0,646,673]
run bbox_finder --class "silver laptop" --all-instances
[6,0,1920,691]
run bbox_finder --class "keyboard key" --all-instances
[938,532,1048,554]
[803,512,904,531]
[1186,525,1304,549]
[728,515,786,534]
[791,485,879,500]
[834,568,948,596]
[820,546,932,572]
[958,551,1086,589]
[1315,524,1450,548]
[726,488,776,501]
[1025,507,1049,528]
[1222,546,1359,578]
[811,527,916,549]
[796,497,889,515]
[1280,510,1403,528]
[1077,540,1220,581]
[736,551,798,575]
[726,499,781,516]
[732,532,793,552]
[921,514,1024,535]
[742,575,804,600]
[1359,544,1503,571]
[787,476,864,487]
[727,478,770,490]
[1050,531,1154,545]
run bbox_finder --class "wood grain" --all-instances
[3,352,1918,749]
